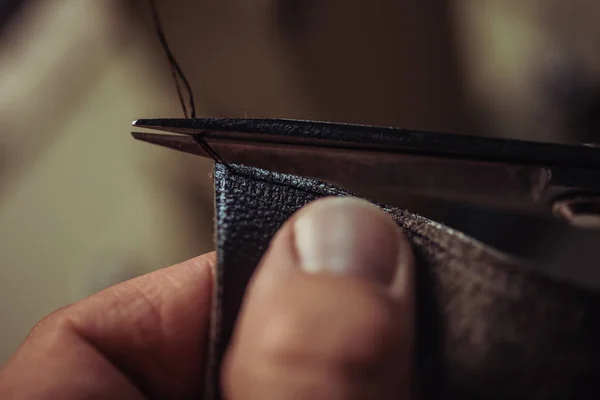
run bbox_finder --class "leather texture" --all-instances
[206,162,600,400]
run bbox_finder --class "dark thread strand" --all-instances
[148,0,197,118]
[169,63,189,118]
[148,0,229,166]
[194,137,227,165]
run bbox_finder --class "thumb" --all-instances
[223,197,415,400]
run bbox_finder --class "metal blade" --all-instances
[132,131,209,157]
[133,118,600,170]
[131,129,600,291]
[131,131,556,215]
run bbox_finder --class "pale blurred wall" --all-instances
[0,0,216,364]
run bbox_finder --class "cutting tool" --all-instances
[131,117,600,289]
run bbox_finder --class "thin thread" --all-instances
[148,0,196,118]
[148,0,229,166]
[194,136,227,164]
[169,63,189,119]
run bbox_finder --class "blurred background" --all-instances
[0,0,598,363]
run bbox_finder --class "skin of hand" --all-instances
[0,197,414,399]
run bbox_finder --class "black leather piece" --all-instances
[206,162,600,400]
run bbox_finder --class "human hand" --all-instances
[0,197,414,399]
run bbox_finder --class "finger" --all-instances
[0,252,215,399]
[223,197,414,400]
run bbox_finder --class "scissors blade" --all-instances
[132,131,557,216]
[132,121,600,290]
[133,118,600,170]
[132,131,208,157]
[131,118,600,216]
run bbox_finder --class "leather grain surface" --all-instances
[207,162,600,400]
